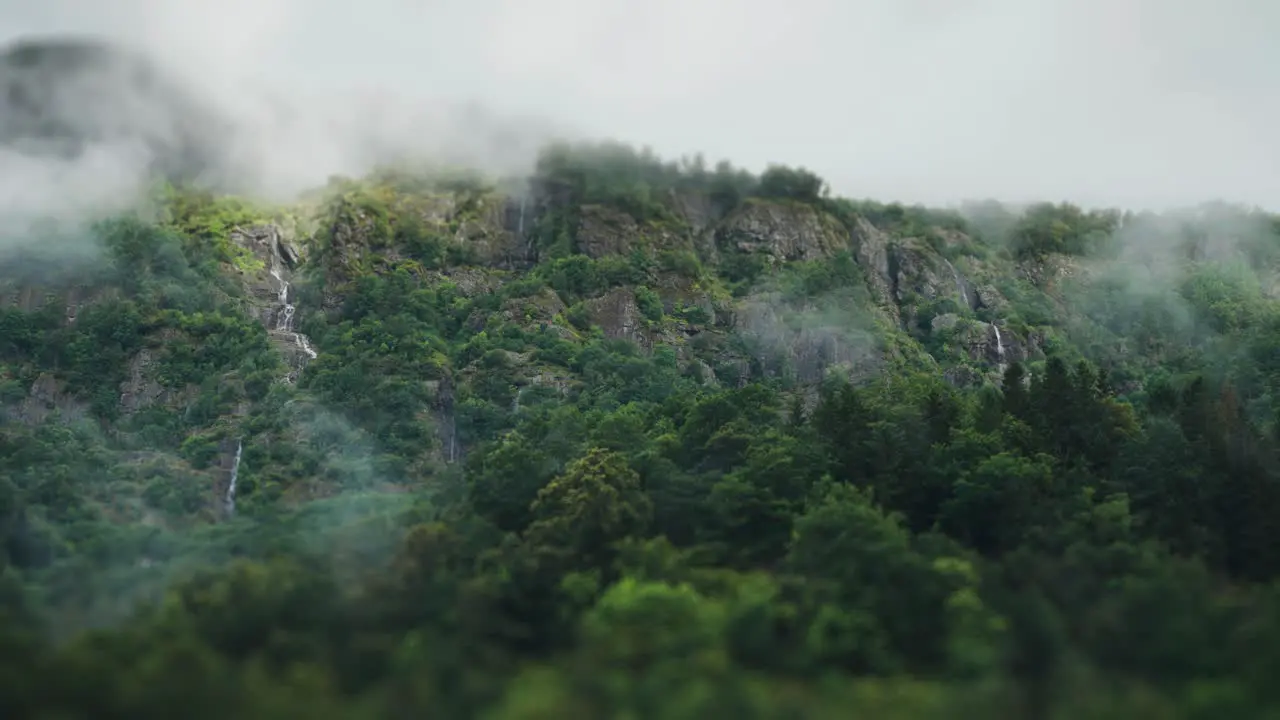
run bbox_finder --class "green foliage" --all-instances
[634,286,663,322]
[826,197,969,238]
[657,249,704,278]
[776,251,867,301]
[756,164,828,202]
[7,158,1280,719]
[1009,202,1119,259]
[536,142,753,223]
[157,184,273,274]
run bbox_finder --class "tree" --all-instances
[524,448,653,569]
[940,452,1057,556]
[756,165,828,203]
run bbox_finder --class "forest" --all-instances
[2,140,1280,718]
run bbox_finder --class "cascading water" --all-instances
[944,259,970,309]
[268,238,317,382]
[224,439,242,517]
[993,324,1007,373]
[271,267,291,330]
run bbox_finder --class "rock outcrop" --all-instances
[717,199,848,263]
[229,224,317,382]
[584,288,648,346]
[119,343,195,416]
[6,373,84,425]
[576,205,691,259]
[929,314,1043,377]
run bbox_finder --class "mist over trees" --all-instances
[5,86,1280,719]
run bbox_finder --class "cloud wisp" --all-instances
[0,0,1277,213]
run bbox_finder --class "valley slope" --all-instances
[3,143,1280,718]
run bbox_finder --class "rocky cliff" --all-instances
[0,145,1139,524]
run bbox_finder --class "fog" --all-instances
[1,0,1278,211]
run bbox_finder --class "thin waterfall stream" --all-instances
[944,258,970,309]
[267,236,317,382]
[225,439,242,517]
[993,324,1007,374]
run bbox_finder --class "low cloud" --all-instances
[1,0,1279,217]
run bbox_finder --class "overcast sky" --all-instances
[2,0,1277,211]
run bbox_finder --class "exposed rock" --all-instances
[229,223,319,382]
[931,318,1031,367]
[426,267,508,298]
[1019,252,1088,292]
[664,189,729,263]
[943,365,983,388]
[585,287,646,346]
[205,433,249,520]
[578,205,639,258]
[119,349,167,415]
[7,373,85,425]
[848,220,992,328]
[0,284,43,312]
[1020,328,1047,359]
[891,238,972,311]
[576,204,689,259]
[717,199,848,263]
[317,189,532,277]
[579,286,689,351]
[230,224,292,328]
[415,193,458,225]
[270,336,318,378]
[652,274,716,324]
[688,359,718,386]
[973,284,1011,315]
[502,287,567,326]
[0,281,119,321]
[849,217,900,322]
[324,201,381,279]
[942,259,978,311]
[278,239,302,267]
[117,329,203,416]
[523,370,576,397]
[931,313,962,333]
[666,188,726,236]
[714,357,753,388]
[934,228,973,249]
[456,194,533,267]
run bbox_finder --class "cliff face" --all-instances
[0,36,1065,475]
[0,171,1047,428]
[297,175,1059,402]
[14,35,1280,713]
[0,158,1096,523]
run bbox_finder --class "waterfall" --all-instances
[224,439,242,517]
[268,238,318,380]
[993,324,1007,374]
[270,267,293,331]
[517,195,526,238]
[944,259,970,309]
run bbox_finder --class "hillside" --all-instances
[4,139,1280,718]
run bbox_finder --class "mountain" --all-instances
[4,44,1280,720]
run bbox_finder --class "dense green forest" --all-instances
[4,140,1280,718]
